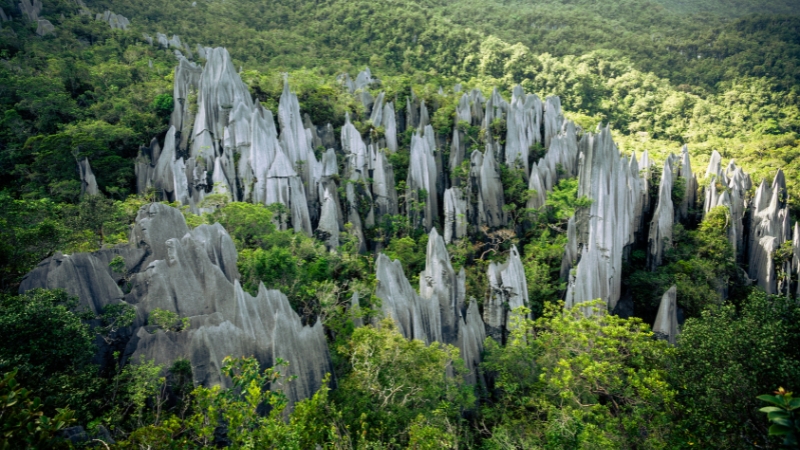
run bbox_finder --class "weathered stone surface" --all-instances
[419,229,460,344]
[407,126,439,230]
[265,150,313,236]
[35,19,54,36]
[316,182,341,249]
[242,105,281,204]
[96,11,130,30]
[483,246,528,341]
[278,78,319,211]
[79,158,99,197]
[383,101,398,152]
[443,187,467,243]
[375,253,441,344]
[478,145,506,228]
[647,160,674,270]
[457,299,485,386]
[543,96,564,149]
[19,251,124,314]
[354,67,373,92]
[372,149,398,220]
[19,0,41,22]
[677,145,697,222]
[653,285,678,345]
[565,127,640,310]
[21,203,333,405]
[505,85,541,176]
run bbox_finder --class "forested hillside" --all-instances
[1,0,800,448]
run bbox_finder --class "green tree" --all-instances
[671,290,800,448]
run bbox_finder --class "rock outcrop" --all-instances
[96,11,130,30]
[483,246,529,342]
[653,285,678,345]
[79,158,99,197]
[647,160,674,271]
[564,127,641,311]
[20,203,332,406]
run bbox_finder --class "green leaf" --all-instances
[760,406,784,413]
[769,424,792,436]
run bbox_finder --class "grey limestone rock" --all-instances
[483,246,528,341]
[78,158,99,197]
[677,145,697,222]
[372,149,398,220]
[478,145,506,228]
[457,300,486,386]
[652,285,678,345]
[19,251,124,315]
[19,0,41,22]
[647,159,674,271]
[265,150,313,236]
[23,203,337,406]
[407,126,439,230]
[375,253,441,344]
[565,127,640,310]
[316,182,341,249]
[383,101,398,152]
[278,78,319,210]
[419,228,461,344]
[746,169,790,293]
[245,106,282,205]
[354,67,373,91]
[0,7,9,23]
[168,34,182,49]
[543,96,564,150]
[35,19,54,36]
[443,187,467,244]
[96,11,130,30]
[130,202,191,266]
[505,86,540,176]
[171,57,202,153]
[156,33,169,48]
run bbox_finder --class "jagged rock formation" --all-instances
[647,159,674,270]
[35,18,53,35]
[96,11,130,30]
[375,253,441,344]
[19,0,41,22]
[78,158,99,197]
[653,285,678,345]
[407,126,439,230]
[20,203,332,405]
[676,145,697,223]
[443,187,467,244]
[122,48,800,381]
[746,171,790,291]
[374,231,486,384]
[564,127,641,311]
[483,246,529,342]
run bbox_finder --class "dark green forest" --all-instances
[1,0,800,448]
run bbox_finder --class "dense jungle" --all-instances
[1,0,800,448]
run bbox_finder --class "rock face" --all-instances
[483,246,529,342]
[647,160,674,271]
[79,158,99,197]
[374,231,487,385]
[653,285,678,345]
[20,203,332,406]
[564,127,641,311]
[407,126,439,230]
[96,11,130,30]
